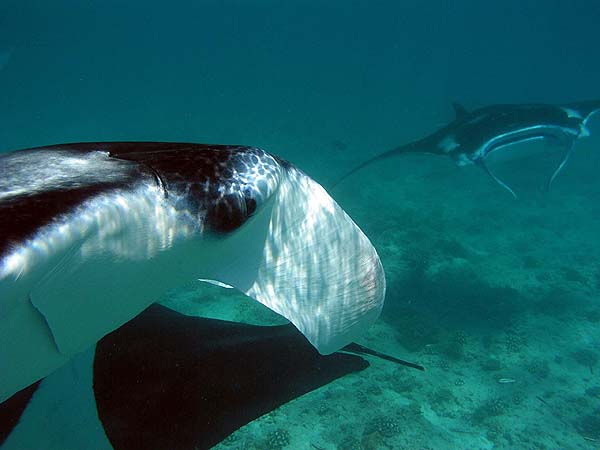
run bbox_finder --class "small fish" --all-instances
[334,100,600,197]
[498,378,516,384]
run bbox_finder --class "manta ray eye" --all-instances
[244,192,257,216]
[205,191,254,233]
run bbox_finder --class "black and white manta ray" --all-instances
[0,142,385,403]
[335,100,600,197]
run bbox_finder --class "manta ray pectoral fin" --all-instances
[478,159,518,199]
[546,140,575,191]
[1,304,370,450]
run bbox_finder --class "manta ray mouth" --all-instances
[475,125,581,198]
[482,125,578,157]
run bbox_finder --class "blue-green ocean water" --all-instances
[2,1,600,449]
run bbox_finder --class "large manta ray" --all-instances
[0,304,421,450]
[0,142,385,403]
[335,100,600,197]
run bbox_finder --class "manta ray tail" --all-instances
[478,159,518,199]
[331,142,423,188]
[342,342,425,371]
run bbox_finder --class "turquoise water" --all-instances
[2,1,600,449]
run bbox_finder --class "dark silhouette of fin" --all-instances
[0,382,40,446]
[342,342,425,371]
[93,304,368,450]
[1,304,369,450]
[452,102,469,119]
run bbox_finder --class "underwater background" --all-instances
[2,0,600,448]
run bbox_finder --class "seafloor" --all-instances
[164,131,600,450]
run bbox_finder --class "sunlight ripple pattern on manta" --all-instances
[0,142,385,403]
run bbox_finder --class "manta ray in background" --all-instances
[0,142,386,404]
[0,304,423,450]
[334,100,600,197]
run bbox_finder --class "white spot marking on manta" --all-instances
[579,124,590,137]
[439,135,460,153]
[562,107,582,119]
[455,153,472,166]
[0,150,133,200]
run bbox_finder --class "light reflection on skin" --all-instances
[0,185,193,280]
[0,150,134,201]
[246,165,385,355]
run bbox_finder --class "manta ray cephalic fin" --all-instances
[478,159,518,199]
[546,140,576,191]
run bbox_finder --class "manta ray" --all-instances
[335,100,600,197]
[0,142,386,404]
[0,303,422,450]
